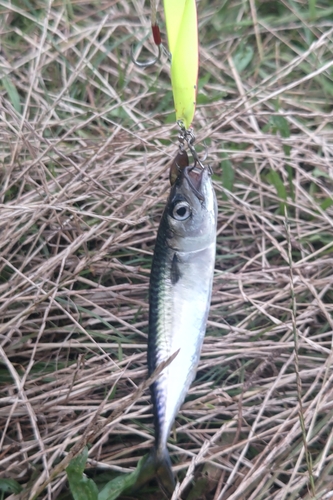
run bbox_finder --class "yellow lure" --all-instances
[163,0,198,129]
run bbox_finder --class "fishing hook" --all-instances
[188,139,212,174]
[177,121,212,173]
[187,132,205,170]
[131,42,162,68]
[131,22,164,68]
[183,167,205,202]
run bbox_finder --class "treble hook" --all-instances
[177,120,212,173]
[131,43,162,68]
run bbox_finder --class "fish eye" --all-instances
[172,201,191,221]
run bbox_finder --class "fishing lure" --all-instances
[131,0,198,129]
[163,0,198,129]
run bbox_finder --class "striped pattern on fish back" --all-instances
[148,207,173,451]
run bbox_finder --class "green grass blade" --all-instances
[1,77,21,114]
[0,478,23,494]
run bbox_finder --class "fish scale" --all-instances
[148,164,217,494]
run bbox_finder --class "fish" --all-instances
[148,161,217,494]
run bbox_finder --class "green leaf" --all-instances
[267,169,287,213]
[66,447,99,500]
[1,77,21,114]
[320,197,333,210]
[270,115,290,138]
[283,144,291,157]
[67,447,89,476]
[267,170,287,200]
[186,476,209,500]
[312,168,330,179]
[309,0,317,20]
[197,73,210,91]
[233,45,254,73]
[0,478,23,494]
[98,454,152,500]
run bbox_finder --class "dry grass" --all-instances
[1,0,333,499]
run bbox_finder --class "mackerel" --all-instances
[148,162,217,494]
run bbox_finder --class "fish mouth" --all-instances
[183,165,206,202]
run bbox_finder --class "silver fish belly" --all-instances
[148,165,217,493]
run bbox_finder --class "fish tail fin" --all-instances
[155,447,176,496]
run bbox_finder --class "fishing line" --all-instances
[150,0,159,29]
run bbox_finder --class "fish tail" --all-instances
[155,447,176,496]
